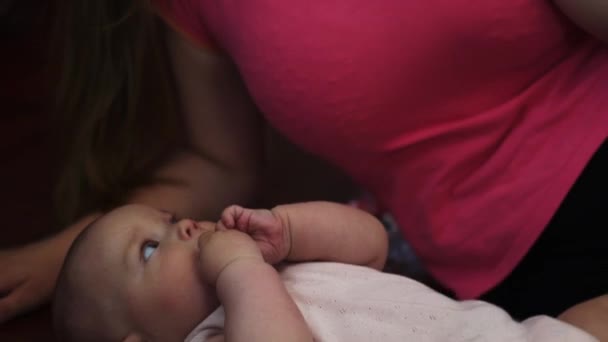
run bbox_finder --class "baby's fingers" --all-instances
[197,229,263,285]
[219,205,246,229]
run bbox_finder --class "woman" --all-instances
[1,0,607,322]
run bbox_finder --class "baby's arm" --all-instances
[276,201,388,269]
[199,229,312,342]
[219,201,388,270]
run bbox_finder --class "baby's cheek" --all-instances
[138,284,201,340]
[158,255,209,321]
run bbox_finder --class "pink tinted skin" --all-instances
[76,201,388,342]
[208,201,388,342]
[76,204,219,342]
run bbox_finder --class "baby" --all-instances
[53,202,597,342]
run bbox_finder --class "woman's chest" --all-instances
[202,0,578,155]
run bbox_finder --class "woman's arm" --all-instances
[131,28,264,220]
[553,0,608,43]
[558,295,608,341]
[0,213,98,322]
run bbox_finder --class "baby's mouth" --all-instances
[196,221,218,236]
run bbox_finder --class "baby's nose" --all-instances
[175,219,199,240]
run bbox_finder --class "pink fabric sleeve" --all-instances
[153,0,217,50]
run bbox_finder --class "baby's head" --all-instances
[53,204,219,342]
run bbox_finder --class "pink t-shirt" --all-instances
[156,0,608,299]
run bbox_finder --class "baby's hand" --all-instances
[197,229,264,286]
[218,205,291,264]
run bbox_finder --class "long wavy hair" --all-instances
[53,0,183,226]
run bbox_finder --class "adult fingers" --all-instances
[0,262,24,298]
[0,281,32,323]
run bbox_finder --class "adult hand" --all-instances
[0,212,99,323]
[197,228,264,286]
[0,239,65,323]
[217,205,291,265]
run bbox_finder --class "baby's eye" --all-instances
[142,241,158,262]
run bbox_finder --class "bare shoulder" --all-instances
[165,26,264,172]
[552,0,608,42]
[558,294,608,341]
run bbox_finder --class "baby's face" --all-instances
[78,204,218,341]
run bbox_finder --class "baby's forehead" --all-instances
[71,205,161,267]
[81,204,161,254]
[67,227,134,301]
[71,223,119,267]
[75,212,135,260]
[91,205,156,233]
[104,204,158,222]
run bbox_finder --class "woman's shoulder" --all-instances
[152,0,218,50]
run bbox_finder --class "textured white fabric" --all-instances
[185,262,597,342]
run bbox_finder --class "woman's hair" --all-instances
[53,0,184,226]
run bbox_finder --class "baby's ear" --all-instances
[122,332,145,342]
